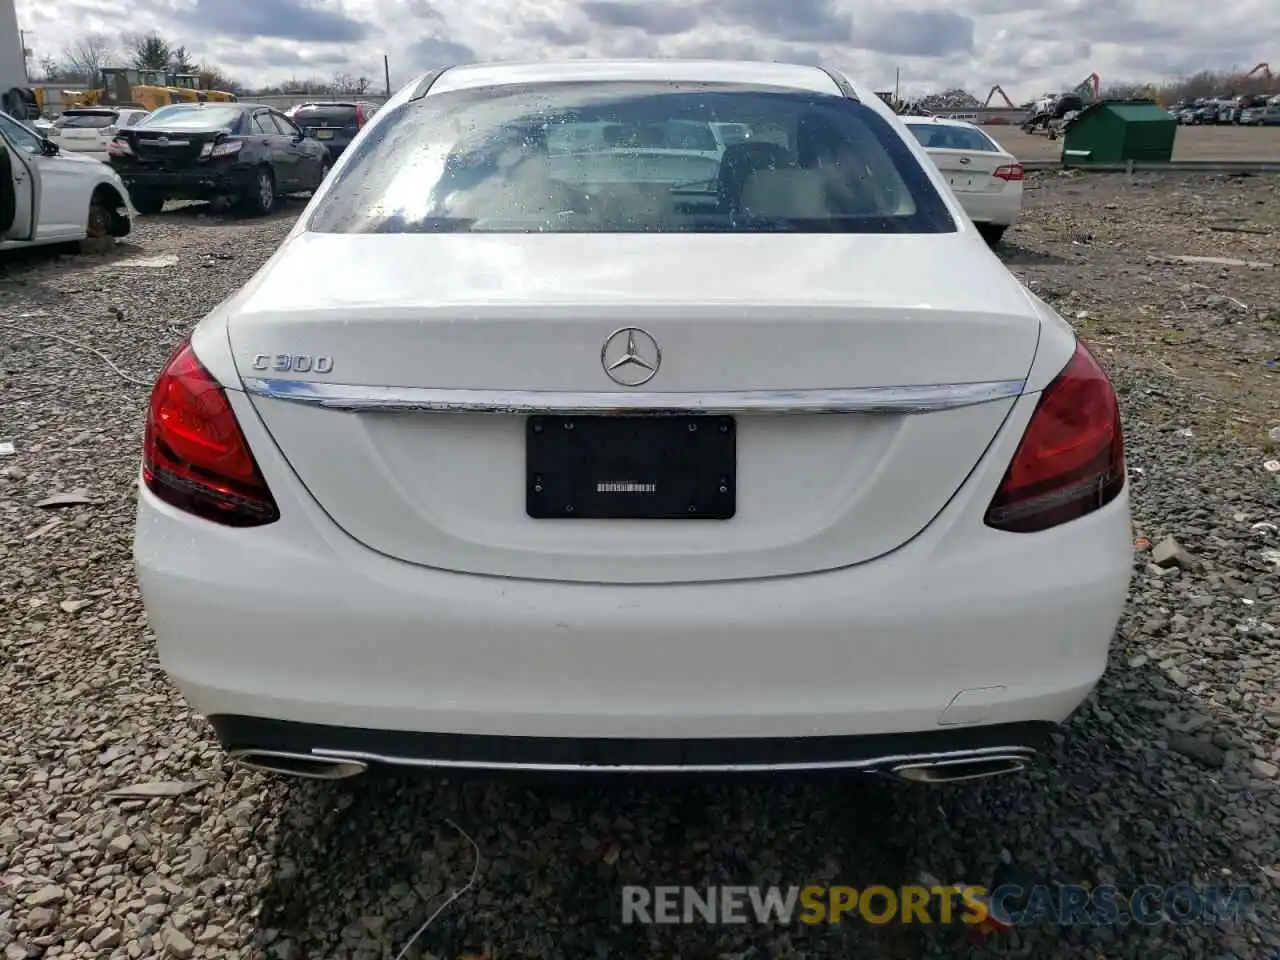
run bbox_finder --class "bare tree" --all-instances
[197,65,241,93]
[1156,67,1277,104]
[329,72,372,95]
[1099,83,1150,100]
[61,33,117,85]
[281,75,332,95]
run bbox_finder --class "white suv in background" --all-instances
[48,108,150,161]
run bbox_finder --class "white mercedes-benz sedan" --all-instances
[134,60,1132,784]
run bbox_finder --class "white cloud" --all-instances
[14,0,1279,99]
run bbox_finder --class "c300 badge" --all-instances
[251,353,334,374]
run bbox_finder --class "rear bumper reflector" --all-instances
[240,377,1027,415]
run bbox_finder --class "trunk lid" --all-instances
[926,148,1010,194]
[116,126,228,167]
[228,232,1039,584]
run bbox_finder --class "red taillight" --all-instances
[984,342,1124,533]
[107,137,132,157]
[208,137,245,159]
[354,104,366,127]
[993,164,1024,181]
[143,342,279,527]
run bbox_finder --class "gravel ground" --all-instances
[2,183,1279,960]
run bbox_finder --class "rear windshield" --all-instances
[57,111,118,128]
[308,81,955,234]
[293,105,359,126]
[139,105,245,130]
[906,123,1000,152]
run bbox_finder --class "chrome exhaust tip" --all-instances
[229,749,368,780]
[890,754,1031,784]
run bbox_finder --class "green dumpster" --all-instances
[1061,100,1177,165]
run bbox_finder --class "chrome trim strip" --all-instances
[311,744,1036,774]
[241,377,1026,415]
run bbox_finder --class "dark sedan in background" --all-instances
[284,101,376,159]
[107,102,331,215]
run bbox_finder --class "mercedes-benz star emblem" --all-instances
[601,327,661,386]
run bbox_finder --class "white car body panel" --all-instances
[0,110,134,249]
[2,137,34,239]
[134,60,1131,769]
[226,231,1041,584]
[903,117,1023,228]
[136,383,1131,740]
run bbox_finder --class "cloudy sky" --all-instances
[14,0,1278,99]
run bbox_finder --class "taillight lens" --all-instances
[205,137,245,159]
[354,104,366,126]
[984,342,1124,533]
[993,164,1024,181]
[107,137,132,157]
[143,342,279,527]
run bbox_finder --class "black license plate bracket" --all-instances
[526,415,736,520]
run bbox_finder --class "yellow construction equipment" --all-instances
[66,68,176,111]
[166,73,237,103]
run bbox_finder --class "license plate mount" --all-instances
[526,415,736,520]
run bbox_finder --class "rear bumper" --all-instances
[115,163,257,199]
[211,714,1053,775]
[961,189,1022,226]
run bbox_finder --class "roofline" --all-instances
[407,60,861,101]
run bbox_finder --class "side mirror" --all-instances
[40,138,59,157]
